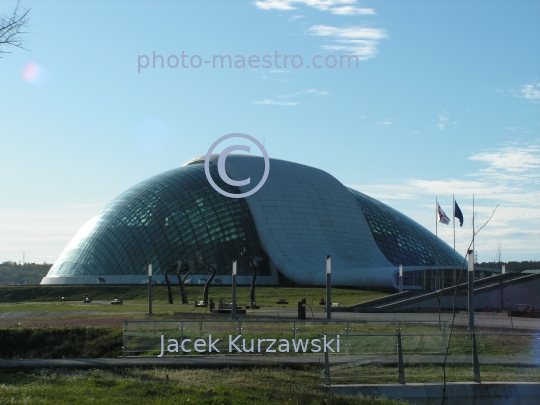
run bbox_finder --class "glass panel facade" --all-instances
[46,158,465,286]
[48,164,266,278]
[348,188,463,267]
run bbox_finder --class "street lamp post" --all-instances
[468,250,481,383]
[326,255,331,320]
[232,260,237,319]
[148,263,153,315]
[399,264,403,293]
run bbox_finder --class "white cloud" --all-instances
[255,89,329,105]
[254,0,296,10]
[308,25,386,39]
[515,81,540,103]
[254,0,376,15]
[278,88,329,97]
[331,6,375,15]
[436,112,448,130]
[252,99,299,106]
[308,25,387,58]
[260,72,292,83]
[255,1,386,60]
[347,141,540,261]
[469,144,540,184]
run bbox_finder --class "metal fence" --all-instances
[322,329,540,386]
[122,319,539,386]
[122,319,448,357]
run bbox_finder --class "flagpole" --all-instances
[435,197,439,291]
[472,194,475,263]
[453,194,456,286]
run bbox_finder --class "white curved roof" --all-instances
[214,155,398,288]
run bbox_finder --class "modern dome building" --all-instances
[42,155,470,289]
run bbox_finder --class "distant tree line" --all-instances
[0,262,52,285]
[478,261,540,273]
[0,260,539,285]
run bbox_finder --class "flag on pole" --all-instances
[454,201,464,227]
[437,203,450,225]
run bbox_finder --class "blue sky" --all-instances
[1,0,539,264]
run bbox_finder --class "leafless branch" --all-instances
[474,204,498,236]
[0,0,31,57]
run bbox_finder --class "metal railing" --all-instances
[122,319,448,357]
[122,319,538,386]
[321,329,540,386]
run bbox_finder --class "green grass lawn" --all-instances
[0,285,537,403]
[0,327,122,359]
[0,366,408,405]
[0,285,390,307]
[0,365,537,405]
[0,285,390,318]
[329,364,540,385]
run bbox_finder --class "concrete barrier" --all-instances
[327,382,540,405]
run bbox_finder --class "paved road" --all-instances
[248,308,540,331]
[2,302,539,330]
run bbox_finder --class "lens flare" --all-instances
[21,62,50,87]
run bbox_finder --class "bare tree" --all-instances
[0,1,31,57]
